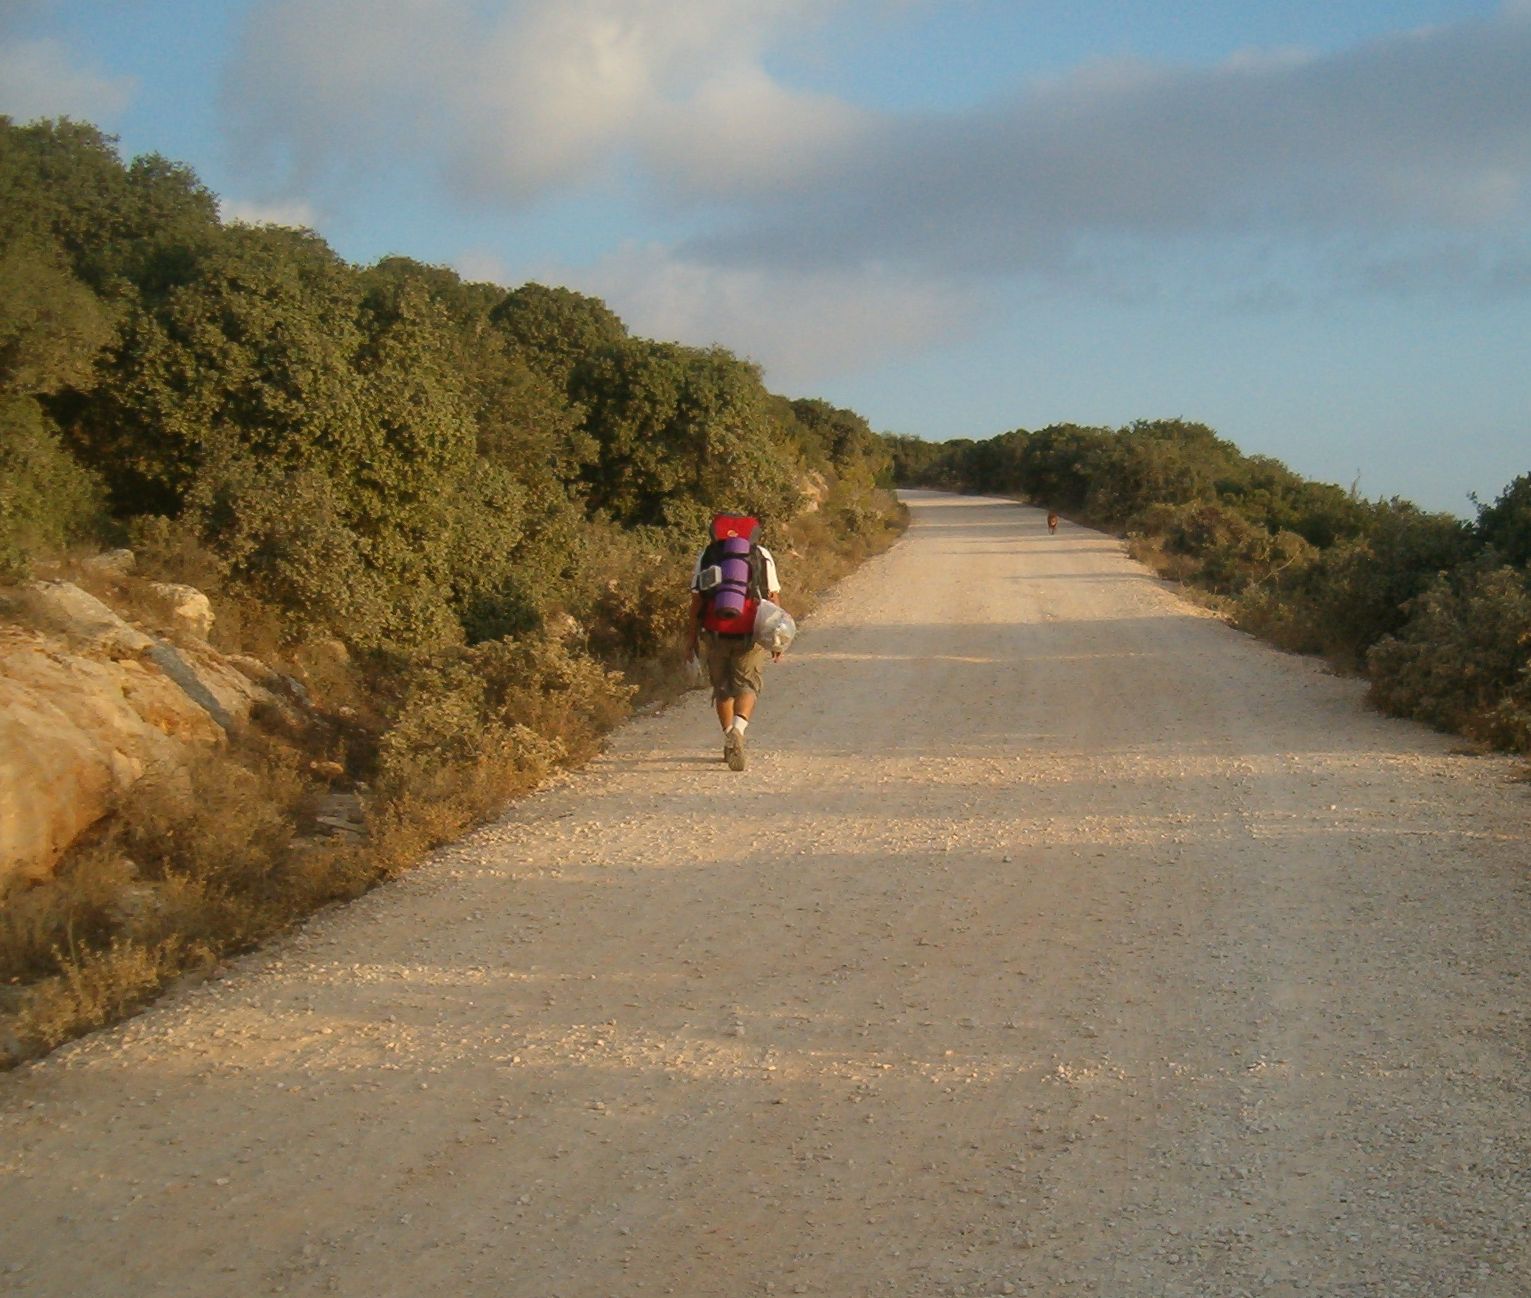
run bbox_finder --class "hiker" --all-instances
[686,513,782,772]
[1047,510,1059,534]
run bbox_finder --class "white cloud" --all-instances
[223,0,468,191]
[553,242,981,388]
[219,196,320,229]
[452,249,513,287]
[688,5,1531,290]
[0,36,135,123]
[643,64,872,199]
[226,0,866,204]
[224,1,1531,311]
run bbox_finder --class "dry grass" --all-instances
[0,740,372,1067]
[4,938,201,1060]
[1125,532,1187,581]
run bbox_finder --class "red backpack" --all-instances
[698,514,767,635]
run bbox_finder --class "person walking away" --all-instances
[686,513,782,771]
[1047,510,1059,534]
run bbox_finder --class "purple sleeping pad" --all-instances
[713,536,753,617]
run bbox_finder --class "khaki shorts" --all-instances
[703,632,766,702]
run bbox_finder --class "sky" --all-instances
[3,0,1529,515]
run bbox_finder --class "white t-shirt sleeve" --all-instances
[759,546,780,595]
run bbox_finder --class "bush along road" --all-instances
[1,492,1526,1298]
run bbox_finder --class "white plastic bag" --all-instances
[752,600,796,654]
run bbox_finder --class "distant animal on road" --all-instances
[1046,511,1059,534]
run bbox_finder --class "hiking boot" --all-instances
[723,727,746,771]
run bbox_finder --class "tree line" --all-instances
[885,420,1531,753]
[1,117,895,655]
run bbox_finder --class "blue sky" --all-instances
[3,0,1528,514]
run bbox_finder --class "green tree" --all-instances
[0,117,217,296]
[786,398,888,483]
[0,396,105,575]
[1368,560,1531,749]
[351,274,530,649]
[0,157,119,569]
[364,262,596,497]
[0,238,116,397]
[573,340,801,530]
[1015,425,1112,511]
[1473,473,1531,568]
[880,433,951,485]
[1088,427,1214,525]
[1295,501,1470,665]
[65,222,367,517]
[490,282,628,392]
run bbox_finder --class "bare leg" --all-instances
[721,691,754,770]
[716,691,757,730]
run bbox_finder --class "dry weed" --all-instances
[3,938,200,1065]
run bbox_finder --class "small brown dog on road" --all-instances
[1046,511,1059,534]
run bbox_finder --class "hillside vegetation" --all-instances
[887,422,1531,753]
[0,117,902,1061]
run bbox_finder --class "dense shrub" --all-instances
[1367,564,1531,748]
[1473,473,1531,568]
[1087,427,1215,525]
[1280,504,1471,666]
[5,119,884,659]
[367,632,637,870]
[0,396,106,577]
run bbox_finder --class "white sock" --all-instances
[731,716,749,734]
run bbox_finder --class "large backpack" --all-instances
[697,513,767,635]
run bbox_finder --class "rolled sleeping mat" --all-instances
[713,536,753,617]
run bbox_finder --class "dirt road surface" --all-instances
[3,492,1527,1298]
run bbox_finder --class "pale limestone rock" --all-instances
[151,639,302,733]
[799,470,831,513]
[0,640,215,888]
[81,548,136,577]
[145,581,215,640]
[228,655,310,707]
[114,655,232,741]
[228,654,284,689]
[549,613,584,642]
[0,681,116,887]
[19,581,154,658]
[0,598,295,888]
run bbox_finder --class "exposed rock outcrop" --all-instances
[0,580,296,890]
[144,582,215,641]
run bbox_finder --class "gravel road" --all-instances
[2,491,1527,1298]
